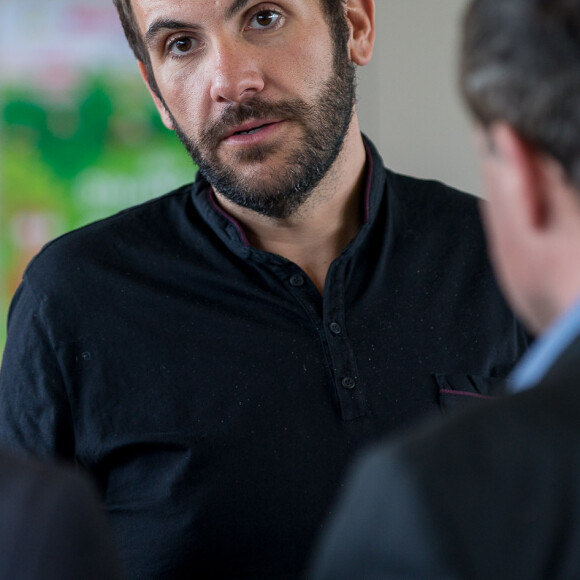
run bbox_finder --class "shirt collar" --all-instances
[190,134,385,255]
[509,293,580,392]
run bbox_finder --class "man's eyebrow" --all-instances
[145,19,199,47]
[144,0,254,47]
[225,0,253,20]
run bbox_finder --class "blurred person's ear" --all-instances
[487,123,550,233]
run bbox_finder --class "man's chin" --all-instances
[211,175,311,220]
[203,152,293,193]
[216,139,288,169]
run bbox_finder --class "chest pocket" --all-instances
[434,373,508,414]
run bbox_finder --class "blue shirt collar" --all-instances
[510,294,580,392]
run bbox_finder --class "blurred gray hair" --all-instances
[460,0,580,189]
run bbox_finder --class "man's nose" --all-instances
[209,38,265,104]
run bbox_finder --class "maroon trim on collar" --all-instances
[207,188,251,247]
[362,140,374,223]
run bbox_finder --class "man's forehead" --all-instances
[132,0,198,26]
[132,0,272,28]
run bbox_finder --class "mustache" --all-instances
[199,98,312,149]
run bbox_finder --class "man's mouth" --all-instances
[226,120,281,139]
[234,123,271,136]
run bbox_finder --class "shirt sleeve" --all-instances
[0,278,75,460]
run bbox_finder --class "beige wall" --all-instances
[356,0,482,197]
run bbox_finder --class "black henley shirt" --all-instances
[0,138,529,578]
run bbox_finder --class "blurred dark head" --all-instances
[460,0,580,189]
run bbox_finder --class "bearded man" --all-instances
[0,1,528,577]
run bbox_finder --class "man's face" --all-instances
[476,127,545,333]
[133,0,356,218]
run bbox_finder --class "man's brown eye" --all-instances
[173,38,193,53]
[249,10,280,29]
[256,12,275,27]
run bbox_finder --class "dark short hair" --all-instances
[460,0,580,188]
[113,0,349,98]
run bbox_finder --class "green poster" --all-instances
[0,1,196,351]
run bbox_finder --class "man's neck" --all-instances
[213,124,368,294]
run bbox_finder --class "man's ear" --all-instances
[490,123,550,231]
[345,0,375,66]
[137,61,175,131]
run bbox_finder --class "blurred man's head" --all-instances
[460,0,580,333]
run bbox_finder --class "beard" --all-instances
[167,41,357,219]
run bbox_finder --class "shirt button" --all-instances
[289,274,305,287]
[342,377,356,390]
[329,322,342,335]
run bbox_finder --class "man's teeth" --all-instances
[237,125,265,135]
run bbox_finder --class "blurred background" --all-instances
[0,0,475,351]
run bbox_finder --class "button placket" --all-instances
[323,263,367,421]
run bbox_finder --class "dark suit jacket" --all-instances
[310,335,580,579]
[0,451,123,579]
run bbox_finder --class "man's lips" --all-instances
[223,119,283,140]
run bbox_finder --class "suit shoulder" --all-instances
[385,382,579,485]
[0,452,123,579]
[0,450,91,505]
